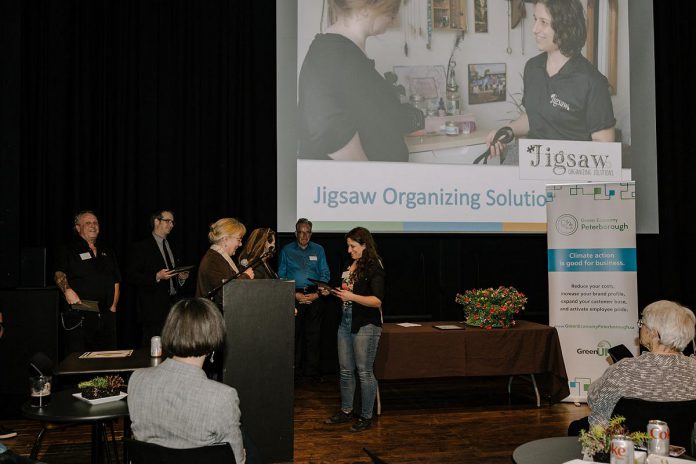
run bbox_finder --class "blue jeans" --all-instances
[337,306,382,419]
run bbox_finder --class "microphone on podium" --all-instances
[206,250,274,299]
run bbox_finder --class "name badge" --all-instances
[79,252,92,260]
[341,270,350,279]
[309,255,318,261]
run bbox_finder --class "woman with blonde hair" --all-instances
[196,218,254,305]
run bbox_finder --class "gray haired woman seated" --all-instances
[569,300,696,434]
[127,297,246,463]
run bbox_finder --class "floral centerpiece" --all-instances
[578,416,649,463]
[455,286,527,329]
[78,375,126,400]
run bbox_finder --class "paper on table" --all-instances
[433,324,464,330]
[396,322,422,327]
[79,350,134,359]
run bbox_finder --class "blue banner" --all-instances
[548,248,636,272]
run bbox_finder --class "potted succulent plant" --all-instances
[78,375,125,400]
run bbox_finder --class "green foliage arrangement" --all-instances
[578,416,650,461]
[78,375,125,399]
[455,286,527,329]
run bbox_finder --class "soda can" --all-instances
[150,336,162,357]
[647,420,670,456]
[611,435,634,464]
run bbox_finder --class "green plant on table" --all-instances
[78,375,125,399]
[578,415,650,459]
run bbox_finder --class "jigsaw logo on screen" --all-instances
[577,340,612,357]
[527,144,613,176]
[517,139,622,182]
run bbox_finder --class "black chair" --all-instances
[123,438,236,464]
[611,397,696,448]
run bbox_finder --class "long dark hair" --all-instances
[238,227,275,263]
[536,0,586,57]
[345,227,382,281]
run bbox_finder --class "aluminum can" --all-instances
[611,435,634,464]
[150,336,162,357]
[647,420,670,456]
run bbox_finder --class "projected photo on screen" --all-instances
[277,0,657,234]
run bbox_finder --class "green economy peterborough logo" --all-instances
[555,214,578,236]
[577,340,611,357]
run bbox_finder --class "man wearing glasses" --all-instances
[278,218,330,382]
[127,210,189,345]
[54,210,121,354]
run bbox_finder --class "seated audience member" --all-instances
[569,300,696,434]
[127,298,246,464]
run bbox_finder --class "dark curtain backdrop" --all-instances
[18,0,276,266]
[2,1,696,338]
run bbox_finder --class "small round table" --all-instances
[512,436,582,464]
[21,389,129,464]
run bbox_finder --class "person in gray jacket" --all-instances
[127,298,245,463]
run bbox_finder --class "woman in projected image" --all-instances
[487,0,616,160]
[297,0,424,162]
[324,227,384,432]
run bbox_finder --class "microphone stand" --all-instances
[206,250,273,300]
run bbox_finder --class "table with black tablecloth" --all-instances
[374,320,570,405]
[21,389,129,464]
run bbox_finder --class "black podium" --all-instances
[221,279,295,463]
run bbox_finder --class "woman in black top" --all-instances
[297,0,423,162]
[487,0,615,159]
[324,227,384,432]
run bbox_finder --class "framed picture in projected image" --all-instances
[467,63,506,105]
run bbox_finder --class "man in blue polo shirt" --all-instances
[278,218,330,381]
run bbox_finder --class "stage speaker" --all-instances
[20,247,47,288]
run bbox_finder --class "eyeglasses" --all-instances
[158,217,175,225]
[230,236,243,243]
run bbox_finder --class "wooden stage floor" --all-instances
[1,375,589,463]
